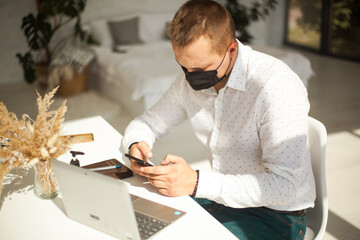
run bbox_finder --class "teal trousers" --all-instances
[193,198,306,240]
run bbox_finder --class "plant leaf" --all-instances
[16,52,36,84]
[61,0,86,17]
[21,13,52,50]
[39,0,84,17]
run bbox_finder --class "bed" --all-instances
[91,40,181,117]
[87,12,313,117]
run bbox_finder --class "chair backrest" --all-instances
[306,117,328,240]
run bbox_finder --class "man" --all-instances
[122,0,315,239]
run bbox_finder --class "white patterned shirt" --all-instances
[123,40,316,211]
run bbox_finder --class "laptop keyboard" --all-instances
[135,212,168,239]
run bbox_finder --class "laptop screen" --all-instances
[52,159,141,240]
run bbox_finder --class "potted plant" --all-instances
[16,0,95,90]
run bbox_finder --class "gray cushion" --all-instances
[108,17,142,45]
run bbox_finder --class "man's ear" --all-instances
[229,41,238,57]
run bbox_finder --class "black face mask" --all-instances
[179,44,232,91]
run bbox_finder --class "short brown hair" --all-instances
[168,0,235,55]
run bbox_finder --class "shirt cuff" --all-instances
[122,137,153,153]
[195,170,223,200]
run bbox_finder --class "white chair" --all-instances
[304,117,328,240]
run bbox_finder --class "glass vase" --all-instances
[34,160,59,199]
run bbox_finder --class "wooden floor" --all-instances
[1,49,359,239]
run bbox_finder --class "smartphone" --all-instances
[125,153,154,167]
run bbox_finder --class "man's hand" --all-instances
[139,154,197,197]
[129,141,153,175]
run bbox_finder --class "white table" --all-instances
[0,116,237,240]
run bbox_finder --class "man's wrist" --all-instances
[128,142,139,151]
[190,170,199,198]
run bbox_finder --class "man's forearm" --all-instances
[122,117,156,152]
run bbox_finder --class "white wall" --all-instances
[0,0,37,86]
[0,0,285,86]
[82,0,186,23]
[248,0,286,47]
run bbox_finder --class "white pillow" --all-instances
[89,19,113,47]
[139,13,174,43]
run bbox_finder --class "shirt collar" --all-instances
[200,87,217,96]
[225,39,249,92]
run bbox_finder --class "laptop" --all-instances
[52,159,186,240]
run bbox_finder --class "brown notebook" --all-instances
[82,159,133,180]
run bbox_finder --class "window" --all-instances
[285,0,360,61]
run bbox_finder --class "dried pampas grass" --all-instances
[0,86,71,195]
